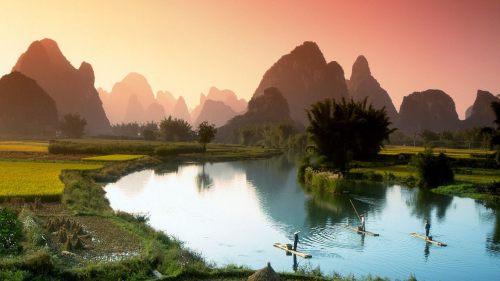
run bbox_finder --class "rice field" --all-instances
[0,141,48,152]
[0,161,102,197]
[82,154,146,161]
[381,145,495,159]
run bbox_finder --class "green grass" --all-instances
[433,183,500,207]
[0,161,102,198]
[82,154,146,161]
[351,164,500,185]
[0,141,48,152]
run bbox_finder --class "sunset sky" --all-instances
[0,0,499,117]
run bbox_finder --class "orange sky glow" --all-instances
[0,0,499,118]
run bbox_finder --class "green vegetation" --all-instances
[306,98,393,173]
[159,116,195,141]
[0,161,102,199]
[0,208,23,255]
[414,148,454,188]
[82,154,146,161]
[60,113,87,138]
[197,121,217,151]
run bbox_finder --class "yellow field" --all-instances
[82,154,146,161]
[0,161,102,197]
[381,145,495,159]
[0,141,48,152]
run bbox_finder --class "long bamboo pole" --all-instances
[349,199,362,223]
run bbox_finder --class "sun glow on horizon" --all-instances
[1,0,499,116]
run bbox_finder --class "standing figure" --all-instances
[293,231,300,251]
[425,220,431,239]
[359,214,366,232]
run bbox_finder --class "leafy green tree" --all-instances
[141,122,159,141]
[491,101,500,164]
[159,116,194,142]
[306,98,394,173]
[197,121,217,151]
[413,148,454,188]
[60,113,87,138]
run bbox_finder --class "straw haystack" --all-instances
[248,263,281,281]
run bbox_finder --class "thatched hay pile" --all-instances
[248,263,281,281]
[46,217,88,251]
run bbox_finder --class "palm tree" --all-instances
[306,98,394,173]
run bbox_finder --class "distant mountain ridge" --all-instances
[217,87,299,142]
[12,38,110,134]
[0,72,58,136]
[399,89,460,134]
[252,41,349,125]
[347,55,399,126]
[462,90,500,129]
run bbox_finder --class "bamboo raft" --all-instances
[343,224,380,236]
[410,233,447,247]
[273,243,312,258]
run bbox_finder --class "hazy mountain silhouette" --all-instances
[173,96,191,122]
[399,89,460,134]
[156,90,176,115]
[101,72,159,123]
[217,87,297,142]
[12,38,110,134]
[0,72,58,136]
[347,55,399,126]
[191,86,246,122]
[194,100,237,127]
[253,41,349,124]
[462,90,500,129]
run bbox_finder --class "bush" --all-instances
[414,148,454,188]
[0,208,23,255]
[154,144,204,157]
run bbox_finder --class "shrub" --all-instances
[414,148,454,188]
[0,208,23,255]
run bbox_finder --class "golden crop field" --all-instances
[0,141,48,152]
[82,154,146,161]
[381,145,495,159]
[0,161,102,197]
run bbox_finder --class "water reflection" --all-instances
[406,189,453,223]
[195,164,213,191]
[487,210,500,254]
[104,156,500,281]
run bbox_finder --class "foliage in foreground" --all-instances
[413,148,454,188]
[306,98,393,173]
[0,208,23,255]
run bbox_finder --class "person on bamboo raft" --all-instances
[358,214,366,232]
[425,220,431,240]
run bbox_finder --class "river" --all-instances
[104,156,500,280]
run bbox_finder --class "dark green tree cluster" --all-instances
[491,101,500,164]
[306,98,394,172]
[60,113,87,138]
[0,208,22,255]
[413,148,454,188]
[197,121,217,151]
[159,116,195,142]
[112,121,159,140]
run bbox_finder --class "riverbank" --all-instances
[0,140,382,281]
[303,154,500,207]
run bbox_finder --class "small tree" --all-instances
[60,113,86,138]
[197,121,217,151]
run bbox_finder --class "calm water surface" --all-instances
[104,157,500,281]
